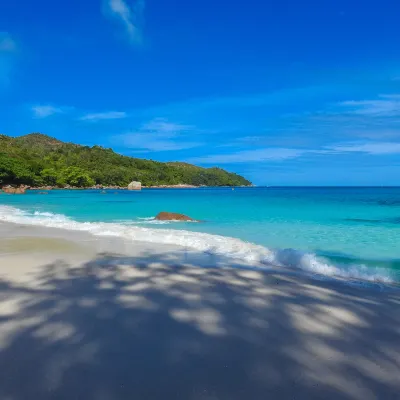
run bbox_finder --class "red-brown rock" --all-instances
[155,212,196,221]
[2,186,26,194]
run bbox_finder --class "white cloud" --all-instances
[136,86,329,118]
[351,129,400,140]
[0,32,16,52]
[80,111,127,121]
[328,142,400,155]
[118,135,201,151]
[141,119,192,133]
[187,148,307,164]
[113,118,202,151]
[381,94,400,100]
[237,136,264,143]
[185,140,400,165]
[104,0,144,44]
[340,94,400,116]
[0,33,17,86]
[32,105,65,118]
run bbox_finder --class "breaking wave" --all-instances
[0,205,395,284]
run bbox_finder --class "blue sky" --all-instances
[1,0,400,185]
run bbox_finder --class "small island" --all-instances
[0,133,252,190]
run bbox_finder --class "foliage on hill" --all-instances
[0,133,252,188]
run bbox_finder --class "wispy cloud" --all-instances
[0,32,17,52]
[0,33,17,86]
[121,137,201,152]
[103,0,144,44]
[187,148,307,164]
[328,142,400,155]
[80,111,128,121]
[340,94,400,116]
[186,139,400,165]
[135,86,336,118]
[113,118,203,151]
[381,94,400,100]
[141,119,193,133]
[270,91,400,146]
[350,129,400,140]
[236,136,265,143]
[32,105,66,118]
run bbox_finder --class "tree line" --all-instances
[0,133,252,188]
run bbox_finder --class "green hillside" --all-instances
[0,133,252,188]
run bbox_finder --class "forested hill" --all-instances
[0,133,252,187]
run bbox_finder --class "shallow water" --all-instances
[1,187,399,283]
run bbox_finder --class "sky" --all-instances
[1,0,400,185]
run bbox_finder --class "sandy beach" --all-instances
[0,222,399,400]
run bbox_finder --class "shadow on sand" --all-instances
[0,250,399,400]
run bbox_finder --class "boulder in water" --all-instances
[155,212,196,222]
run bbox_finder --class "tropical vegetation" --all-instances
[0,133,252,187]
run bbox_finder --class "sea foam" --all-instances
[0,205,394,284]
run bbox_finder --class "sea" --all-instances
[1,187,399,284]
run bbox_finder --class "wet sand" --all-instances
[0,222,399,399]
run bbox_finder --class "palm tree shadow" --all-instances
[0,250,399,400]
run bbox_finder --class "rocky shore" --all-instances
[1,183,250,194]
[1,185,30,194]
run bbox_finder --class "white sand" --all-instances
[0,222,399,399]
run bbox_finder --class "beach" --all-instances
[0,221,399,399]
[2,187,400,283]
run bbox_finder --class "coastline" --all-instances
[0,221,399,399]
[1,184,253,193]
[1,199,399,285]
[1,220,399,291]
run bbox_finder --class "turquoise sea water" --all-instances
[1,187,400,283]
